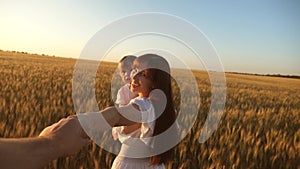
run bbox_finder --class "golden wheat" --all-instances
[0,50,299,169]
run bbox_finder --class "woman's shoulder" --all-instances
[131,96,149,101]
[130,96,150,103]
[130,97,152,111]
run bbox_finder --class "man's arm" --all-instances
[0,137,54,169]
[0,116,90,169]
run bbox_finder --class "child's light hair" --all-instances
[119,55,137,68]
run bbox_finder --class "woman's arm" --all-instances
[77,104,141,135]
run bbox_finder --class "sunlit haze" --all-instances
[0,0,299,75]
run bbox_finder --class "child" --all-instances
[112,55,138,140]
[115,55,137,107]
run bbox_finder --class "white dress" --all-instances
[111,96,166,169]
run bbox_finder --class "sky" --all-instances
[0,0,299,75]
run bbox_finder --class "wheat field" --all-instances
[0,50,299,169]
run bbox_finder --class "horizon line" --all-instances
[1,49,299,78]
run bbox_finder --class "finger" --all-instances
[67,115,77,119]
[57,117,68,124]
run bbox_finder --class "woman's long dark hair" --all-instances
[136,54,177,165]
